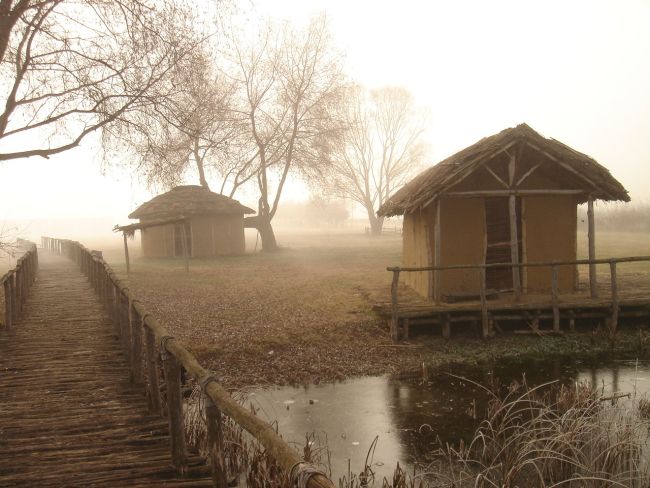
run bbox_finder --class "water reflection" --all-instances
[250,358,650,481]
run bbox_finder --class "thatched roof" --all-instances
[378,124,629,217]
[129,185,255,220]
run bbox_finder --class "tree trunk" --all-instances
[367,208,384,236]
[244,215,278,252]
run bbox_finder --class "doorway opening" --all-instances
[484,197,522,291]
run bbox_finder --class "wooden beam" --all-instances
[122,232,130,277]
[484,164,508,188]
[443,189,584,198]
[433,200,442,303]
[515,161,543,187]
[587,196,597,298]
[509,193,521,298]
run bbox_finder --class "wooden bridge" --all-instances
[1,239,335,487]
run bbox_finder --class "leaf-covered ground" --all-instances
[102,230,650,388]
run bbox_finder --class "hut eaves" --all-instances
[378,124,630,217]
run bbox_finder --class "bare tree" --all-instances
[325,85,428,235]
[0,0,198,162]
[229,15,344,251]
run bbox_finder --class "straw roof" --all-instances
[378,123,629,217]
[129,185,255,220]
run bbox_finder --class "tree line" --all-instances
[0,1,428,251]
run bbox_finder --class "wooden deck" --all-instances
[369,274,650,339]
[0,251,211,487]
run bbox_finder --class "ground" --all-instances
[94,229,650,389]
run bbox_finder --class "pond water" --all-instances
[249,357,650,482]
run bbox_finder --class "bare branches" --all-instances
[323,85,428,235]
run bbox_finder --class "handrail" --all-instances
[1,242,38,329]
[386,254,650,342]
[41,236,334,488]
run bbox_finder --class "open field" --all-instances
[93,229,650,388]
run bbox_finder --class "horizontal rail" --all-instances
[41,236,333,488]
[387,255,650,272]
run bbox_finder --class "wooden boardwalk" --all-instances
[0,251,210,487]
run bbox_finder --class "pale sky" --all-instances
[2,0,649,229]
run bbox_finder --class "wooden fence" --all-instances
[41,237,334,488]
[388,255,650,341]
[1,242,38,329]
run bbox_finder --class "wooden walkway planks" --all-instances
[0,251,210,487]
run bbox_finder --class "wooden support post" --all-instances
[552,265,560,332]
[610,260,619,338]
[390,269,400,342]
[123,232,130,277]
[587,196,597,298]
[120,291,132,367]
[10,275,17,322]
[509,194,521,299]
[180,222,189,273]
[144,327,162,413]
[130,305,144,385]
[480,267,489,340]
[433,200,442,303]
[162,352,188,474]
[3,279,12,329]
[205,394,228,488]
[569,311,576,332]
[442,313,451,340]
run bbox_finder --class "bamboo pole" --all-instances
[552,265,560,332]
[390,269,400,342]
[205,394,228,488]
[162,352,188,474]
[144,327,162,414]
[588,196,597,298]
[130,305,144,385]
[610,260,619,338]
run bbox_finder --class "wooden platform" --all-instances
[0,252,211,487]
[368,276,650,339]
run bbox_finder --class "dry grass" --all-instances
[98,229,650,388]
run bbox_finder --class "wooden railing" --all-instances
[387,255,650,341]
[1,242,38,329]
[41,236,334,488]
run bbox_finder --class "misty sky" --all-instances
[2,0,649,224]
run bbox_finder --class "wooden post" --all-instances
[509,194,521,299]
[162,352,188,473]
[402,318,410,340]
[121,232,130,277]
[144,326,162,413]
[3,279,12,329]
[390,269,400,342]
[180,222,189,273]
[610,260,619,338]
[587,196,597,298]
[433,200,442,303]
[205,394,228,488]
[442,313,451,340]
[130,305,144,385]
[480,266,489,339]
[552,265,560,332]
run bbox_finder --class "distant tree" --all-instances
[228,15,345,251]
[0,0,198,162]
[324,85,428,235]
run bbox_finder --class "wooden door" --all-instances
[484,198,522,291]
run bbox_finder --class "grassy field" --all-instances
[96,229,650,388]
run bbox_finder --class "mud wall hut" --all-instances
[128,186,254,258]
[378,124,630,300]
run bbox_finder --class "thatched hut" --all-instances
[378,124,629,300]
[126,185,254,258]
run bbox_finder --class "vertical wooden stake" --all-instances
[433,199,442,303]
[3,279,12,329]
[587,196,597,298]
[610,260,619,338]
[480,267,489,340]
[123,232,130,277]
[130,305,144,385]
[442,313,451,340]
[145,327,162,413]
[205,393,228,488]
[162,353,188,474]
[390,269,400,342]
[552,265,560,332]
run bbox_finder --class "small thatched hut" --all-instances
[378,124,629,300]
[127,185,254,258]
